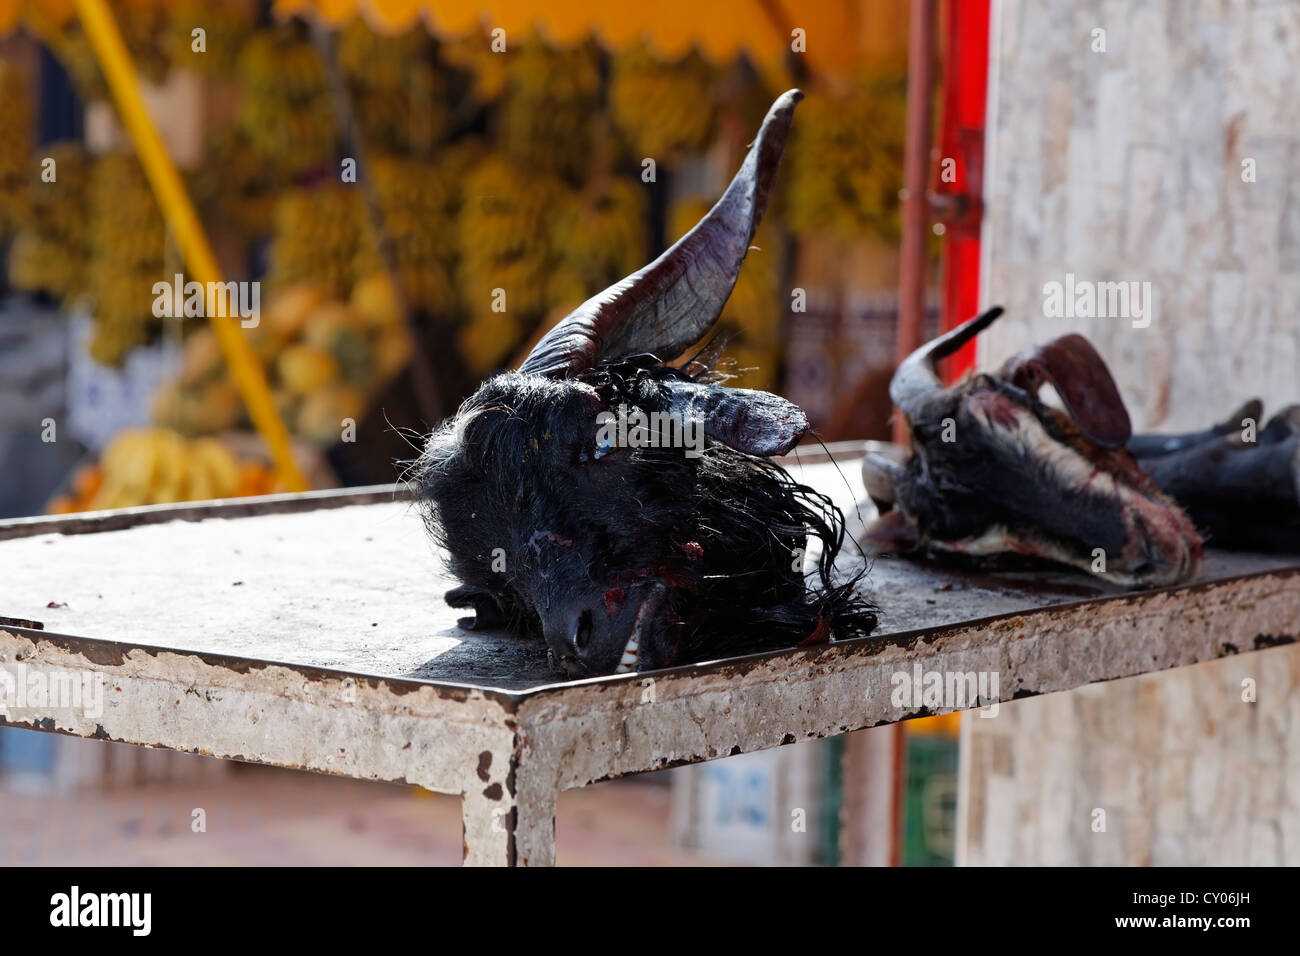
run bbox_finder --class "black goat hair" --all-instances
[1133,400,1300,553]
[416,359,876,675]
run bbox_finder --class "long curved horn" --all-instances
[890,306,1004,421]
[519,89,804,378]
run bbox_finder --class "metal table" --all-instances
[1,447,1296,865]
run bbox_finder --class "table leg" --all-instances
[460,783,557,866]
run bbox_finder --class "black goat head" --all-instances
[861,307,1203,587]
[416,90,876,677]
[1133,400,1300,553]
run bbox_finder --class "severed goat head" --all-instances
[861,307,1203,587]
[416,91,876,676]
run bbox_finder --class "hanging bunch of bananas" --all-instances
[434,135,489,182]
[437,29,508,104]
[353,153,460,317]
[546,177,648,310]
[668,197,781,389]
[36,22,107,102]
[266,185,367,296]
[609,41,718,161]
[353,73,433,157]
[784,73,907,242]
[8,143,91,303]
[110,0,172,83]
[338,20,428,89]
[192,125,277,239]
[236,29,336,180]
[86,152,166,366]
[0,60,31,242]
[34,0,170,102]
[456,154,562,373]
[498,34,603,184]
[165,0,257,77]
[339,21,446,155]
[46,428,276,513]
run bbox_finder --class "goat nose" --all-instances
[540,605,600,672]
[570,609,595,656]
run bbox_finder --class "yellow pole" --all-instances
[74,0,309,492]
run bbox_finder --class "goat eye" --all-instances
[594,433,615,460]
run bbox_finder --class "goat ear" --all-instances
[999,333,1132,449]
[665,381,808,457]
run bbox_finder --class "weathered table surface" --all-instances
[1,445,1297,864]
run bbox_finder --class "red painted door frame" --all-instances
[876,0,992,869]
[935,0,991,382]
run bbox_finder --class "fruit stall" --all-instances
[0,0,915,516]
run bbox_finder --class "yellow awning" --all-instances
[2,1,907,75]
[272,0,905,74]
